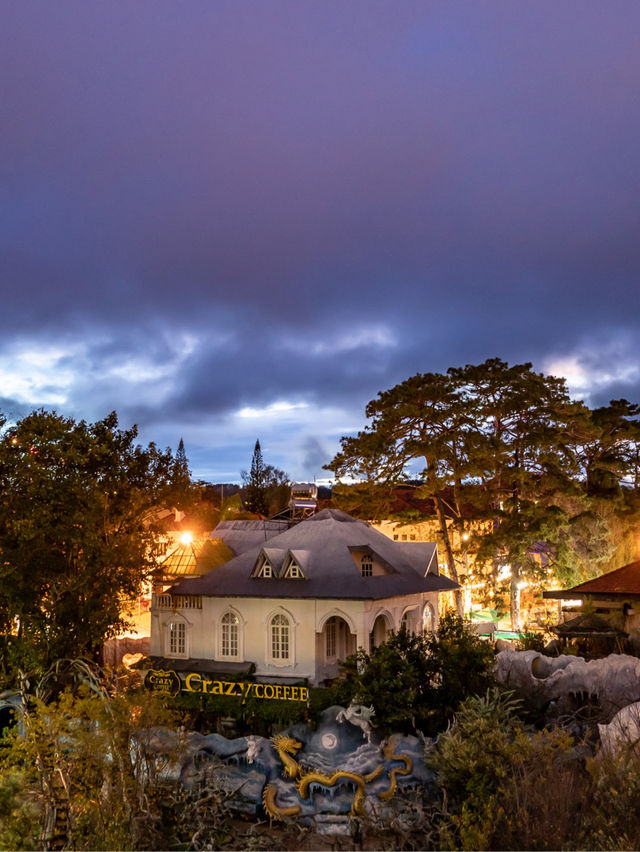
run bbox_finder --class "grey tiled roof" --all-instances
[211,519,290,556]
[171,509,458,600]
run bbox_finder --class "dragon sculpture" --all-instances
[260,725,414,820]
[140,704,429,821]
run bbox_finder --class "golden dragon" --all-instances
[262,733,414,819]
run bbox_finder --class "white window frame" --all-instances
[266,609,296,667]
[361,553,373,577]
[422,602,435,633]
[165,617,189,659]
[284,558,303,579]
[219,610,243,661]
[258,560,273,578]
[325,616,337,659]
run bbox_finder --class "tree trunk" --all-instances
[510,563,522,631]
[434,495,464,617]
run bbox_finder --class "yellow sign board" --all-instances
[145,668,309,703]
[144,669,181,698]
[184,672,309,703]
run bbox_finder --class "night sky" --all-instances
[2,2,640,482]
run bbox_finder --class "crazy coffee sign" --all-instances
[145,669,309,703]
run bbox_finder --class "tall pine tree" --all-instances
[327,359,621,629]
[243,439,269,515]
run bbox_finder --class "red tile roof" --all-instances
[556,560,640,598]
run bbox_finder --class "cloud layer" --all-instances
[2,2,640,480]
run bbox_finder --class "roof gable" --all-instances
[283,550,308,579]
[250,547,287,578]
[546,560,640,599]
[171,508,456,600]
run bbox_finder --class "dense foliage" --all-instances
[327,358,640,626]
[0,679,225,851]
[337,615,495,735]
[5,666,640,850]
[0,410,192,679]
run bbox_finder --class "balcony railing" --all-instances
[154,594,202,610]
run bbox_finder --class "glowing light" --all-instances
[180,532,193,545]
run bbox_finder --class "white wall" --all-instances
[151,590,441,685]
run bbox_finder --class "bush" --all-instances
[579,752,640,850]
[338,614,496,735]
[432,689,591,850]
[0,686,189,850]
[516,629,547,653]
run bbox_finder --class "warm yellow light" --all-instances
[180,532,193,545]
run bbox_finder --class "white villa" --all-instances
[148,509,457,687]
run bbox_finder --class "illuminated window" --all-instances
[422,604,434,633]
[221,612,239,658]
[270,614,290,661]
[325,617,337,657]
[168,621,186,656]
[361,554,373,577]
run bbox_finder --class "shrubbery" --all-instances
[8,648,640,849]
[337,614,496,735]
[432,689,591,850]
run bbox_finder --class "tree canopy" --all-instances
[327,359,640,628]
[0,410,187,678]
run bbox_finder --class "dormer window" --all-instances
[361,554,373,577]
[258,560,273,578]
[283,554,305,579]
[253,548,285,578]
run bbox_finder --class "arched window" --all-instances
[221,611,239,658]
[361,554,373,577]
[400,609,418,633]
[270,613,290,661]
[325,616,337,657]
[422,603,434,633]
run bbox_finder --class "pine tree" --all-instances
[169,437,197,509]
[326,359,623,629]
[176,437,188,475]
[243,440,269,515]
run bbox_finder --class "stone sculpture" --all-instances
[138,703,433,820]
[598,701,640,756]
[495,649,640,721]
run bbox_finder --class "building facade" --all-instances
[149,509,457,686]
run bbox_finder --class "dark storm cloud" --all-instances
[2,1,640,478]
